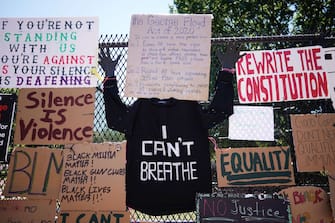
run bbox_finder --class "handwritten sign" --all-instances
[125,14,212,101]
[4,147,63,199]
[215,146,295,187]
[197,194,289,223]
[329,174,335,220]
[290,113,335,172]
[0,94,16,162]
[58,210,130,223]
[228,106,274,141]
[0,199,57,223]
[236,46,330,103]
[59,142,126,211]
[280,186,334,223]
[0,17,99,88]
[13,88,95,145]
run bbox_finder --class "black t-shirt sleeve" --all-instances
[203,69,235,128]
[103,77,129,133]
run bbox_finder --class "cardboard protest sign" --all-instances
[329,173,335,220]
[14,88,95,145]
[215,146,295,187]
[125,14,212,101]
[58,210,130,223]
[197,194,289,223]
[4,147,63,199]
[280,186,334,223]
[0,199,57,223]
[290,113,335,172]
[228,106,274,141]
[0,17,99,88]
[0,94,16,162]
[236,45,330,103]
[324,47,335,110]
[59,142,126,211]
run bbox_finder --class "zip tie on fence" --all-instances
[91,67,104,82]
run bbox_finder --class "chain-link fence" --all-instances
[1,33,335,222]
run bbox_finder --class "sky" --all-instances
[1,0,174,35]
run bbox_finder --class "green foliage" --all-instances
[291,0,335,36]
[172,0,335,38]
[173,0,294,37]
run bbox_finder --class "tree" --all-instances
[291,0,335,36]
[172,0,295,37]
[172,0,335,38]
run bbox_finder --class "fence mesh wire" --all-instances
[1,33,334,222]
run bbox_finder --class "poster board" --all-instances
[125,14,212,101]
[215,146,295,187]
[280,186,334,223]
[0,17,99,88]
[197,194,289,223]
[290,113,335,172]
[328,173,335,220]
[57,210,130,223]
[14,88,95,145]
[0,94,16,162]
[236,46,330,103]
[0,199,57,223]
[59,142,126,211]
[4,147,63,199]
[228,106,274,141]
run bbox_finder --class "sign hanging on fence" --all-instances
[125,14,212,101]
[0,199,57,223]
[58,211,130,223]
[215,146,295,187]
[0,17,99,88]
[4,147,63,199]
[228,105,274,141]
[280,186,334,223]
[323,47,335,110]
[236,45,330,103]
[328,173,335,220]
[197,194,289,223]
[0,94,16,162]
[14,88,95,145]
[290,113,335,172]
[59,142,126,211]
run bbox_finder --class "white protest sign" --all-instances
[0,17,99,88]
[324,47,335,110]
[236,45,330,103]
[228,105,274,141]
[125,14,212,101]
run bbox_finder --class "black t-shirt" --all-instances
[125,98,212,215]
[103,70,234,215]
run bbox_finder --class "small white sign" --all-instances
[229,106,274,141]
